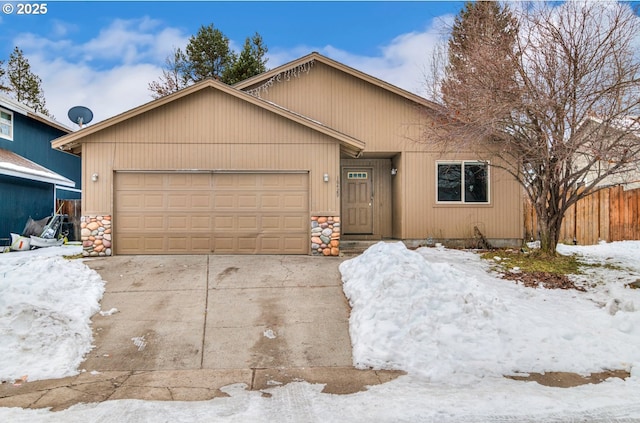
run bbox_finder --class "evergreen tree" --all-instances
[0,60,9,93]
[440,1,518,116]
[7,47,50,116]
[223,33,269,85]
[149,24,269,97]
[184,23,233,82]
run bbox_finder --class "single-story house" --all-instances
[0,94,81,245]
[52,52,523,256]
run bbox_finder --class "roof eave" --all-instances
[0,167,75,187]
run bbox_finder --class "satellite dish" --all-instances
[67,106,94,128]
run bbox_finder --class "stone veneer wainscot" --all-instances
[81,215,112,257]
[311,216,340,256]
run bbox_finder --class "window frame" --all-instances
[0,107,13,141]
[435,160,491,205]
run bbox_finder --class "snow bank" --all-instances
[340,241,640,385]
[0,246,104,382]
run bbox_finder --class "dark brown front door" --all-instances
[342,168,373,234]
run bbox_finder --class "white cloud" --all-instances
[81,17,187,65]
[11,12,455,127]
[268,14,454,100]
[32,56,162,125]
[12,17,188,125]
[50,19,78,38]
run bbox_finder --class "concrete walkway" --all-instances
[0,255,403,411]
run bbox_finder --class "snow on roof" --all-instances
[0,148,75,187]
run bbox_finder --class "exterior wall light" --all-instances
[391,168,398,176]
[323,173,329,182]
[91,173,99,182]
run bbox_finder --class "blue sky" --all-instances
[0,1,465,125]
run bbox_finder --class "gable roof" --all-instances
[0,148,75,187]
[0,94,72,134]
[52,78,365,157]
[235,52,445,114]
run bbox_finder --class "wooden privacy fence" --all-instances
[56,199,82,242]
[524,185,640,245]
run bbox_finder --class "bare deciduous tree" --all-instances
[427,1,640,255]
[148,47,189,99]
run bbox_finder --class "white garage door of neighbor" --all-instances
[114,172,309,254]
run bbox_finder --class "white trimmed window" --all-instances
[0,108,13,140]
[437,161,489,203]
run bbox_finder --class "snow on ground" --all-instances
[1,242,640,422]
[341,241,640,383]
[0,245,103,382]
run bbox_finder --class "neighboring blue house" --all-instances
[0,94,81,245]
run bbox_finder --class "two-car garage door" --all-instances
[114,172,309,254]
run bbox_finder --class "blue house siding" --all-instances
[0,112,81,194]
[0,174,54,239]
[0,97,81,245]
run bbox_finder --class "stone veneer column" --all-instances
[81,215,112,257]
[311,216,340,256]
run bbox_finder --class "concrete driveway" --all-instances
[83,255,353,371]
[0,255,403,411]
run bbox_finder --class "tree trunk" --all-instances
[536,209,562,256]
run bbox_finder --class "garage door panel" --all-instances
[118,215,143,230]
[145,216,165,230]
[237,237,258,251]
[214,174,236,188]
[191,216,212,230]
[260,237,281,253]
[117,193,143,209]
[261,194,281,209]
[115,172,309,254]
[284,173,308,188]
[237,195,258,208]
[144,194,165,209]
[191,194,211,209]
[283,216,307,231]
[167,237,188,251]
[191,237,212,252]
[238,174,259,188]
[118,236,142,253]
[238,216,258,231]
[143,174,164,187]
[261,216,280,230]
[144,236,166,252]
[283,236,307,252]
[213,237,235,252]
[117,173,143,189]
[167,216,188,230]
[167,194,188,209]
[214,194,235,209]
[283,194,306,210]
[261,174,281,187]
[213,216,234,230]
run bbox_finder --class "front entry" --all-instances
[342,168,373,234]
